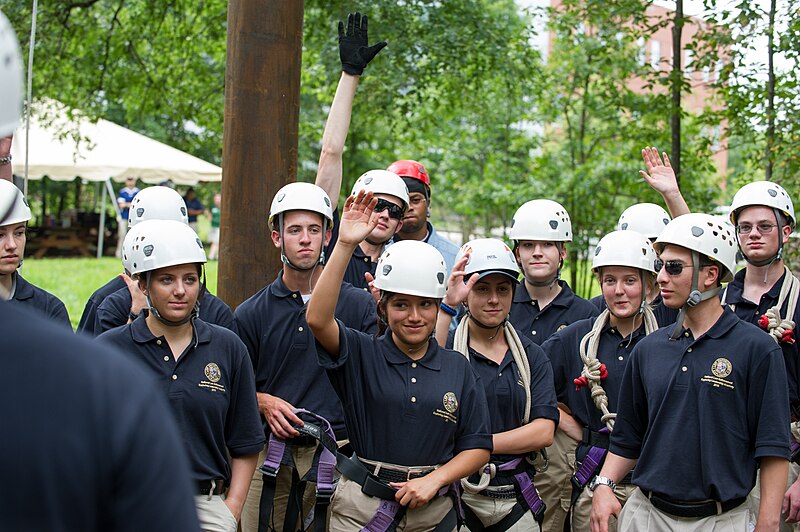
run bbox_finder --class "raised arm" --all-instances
[640,146,690,218]
[1,135,12,182]
[435,253,474,346]
[315,13,387,210]
[306,191,378,356]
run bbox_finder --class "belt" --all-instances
[646,491,746,519]
[582,427,610,448]
[197,479,227,495]
[359,457,438,484]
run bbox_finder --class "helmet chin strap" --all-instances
[144,271,200,327]
[467,312,505,340]
[527,248,564,289]
[278,213,328,271]
[670,251,722,340]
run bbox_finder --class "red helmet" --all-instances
[387,160,430,190]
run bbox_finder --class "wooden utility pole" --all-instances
[219,0,304,309]
[671,0,683,186]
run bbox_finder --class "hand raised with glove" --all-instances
[339,12,387,76]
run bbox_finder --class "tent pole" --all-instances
[97,179,107,259]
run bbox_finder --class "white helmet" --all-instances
[592,230,656,274]
[374,240,447,298]
[654,213,737,283]
[128,186,189,227]
[456,238,520,282]
[509,199,572,242]
[730,181,795,226]
[0,180,31,226]
[126,219,206,277]
[0,11,23,137]
[351,170,409,210]
[617,203,671,239]
[269,182,333,226]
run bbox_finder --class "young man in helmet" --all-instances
[590,213,790,532]
[388,159,461,275]
[0,180,70,328]
[115,176,140,259]
[642,146,800,527]
[506,198,599,532]
[328,169,408,290]
[235,13,384,531]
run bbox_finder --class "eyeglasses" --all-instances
[736,223,778,234]
[654,259,691,276]
[374,198,404,220]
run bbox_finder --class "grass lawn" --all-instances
[20,256,219,331]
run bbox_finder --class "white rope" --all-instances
[23,0,39,196]
[578,306,658,432]
[454,316,532,494]
[760,266,800,344]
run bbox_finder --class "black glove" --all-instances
[338,12,387,76]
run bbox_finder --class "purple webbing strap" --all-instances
[514,473,544,514]
[261,433,285,475]
[573,446,607,487]
[361,499,401,532]
[493,456,524,473]
[291,408,338,494]
[792,439,800,454]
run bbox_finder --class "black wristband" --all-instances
[129,311,138,322]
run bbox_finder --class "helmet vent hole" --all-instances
[692,226,704,237]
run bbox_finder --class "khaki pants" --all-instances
[747,461,799,532]
[329,475,456,532]
[618,488,754,532]
[195,494,238,532]
[240,444,319,532]
[572,483,636,532]
[461,490,538,531]
[535,428,579,532]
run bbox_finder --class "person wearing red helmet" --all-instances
[388,159,460,275]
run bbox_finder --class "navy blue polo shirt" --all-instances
[95,286,236,335]
[610,308,790,502]
[543,318,646,433]
[77,275,126,335]
[318,324,493,466]
[234,273,377,436]
[446,330,558,467]
[98,316,265,483]
[509,280,599,346]
[7,273,71,330]
[1,302,200,531]
[724,268,800,409]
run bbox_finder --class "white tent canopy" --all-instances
[11,101,221,185]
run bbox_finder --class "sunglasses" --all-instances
[654,259,690,276]
[374,198,404,220]
[736,223,778,234]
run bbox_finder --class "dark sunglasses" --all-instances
[654,259,690,276]
[374,198,404,220]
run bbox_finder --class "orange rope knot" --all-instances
[573,363,608,390]
[758,314,770,330]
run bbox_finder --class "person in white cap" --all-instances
[590,213,790,532]
[436,237,557,531]
[542,230,661,532]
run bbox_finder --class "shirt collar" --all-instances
[269,272,301,299]
[600,319,648,341]
[704,306,740,339]
[379,332,441,370]
[468,346,514,370]
[725,268,785,305]
[130,313,212,345]
[12,273,33,301]
[513,279,573,307]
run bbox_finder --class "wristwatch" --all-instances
[589,476,617,492]
[0,155,11,166]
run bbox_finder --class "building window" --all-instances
[650,40,661,69]
[702,65,711,82]
[637,37,646,66]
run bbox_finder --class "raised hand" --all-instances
[640,146,678,196]
[338,12,387,76]
[442,252,479,308]
[338,190,379,246]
